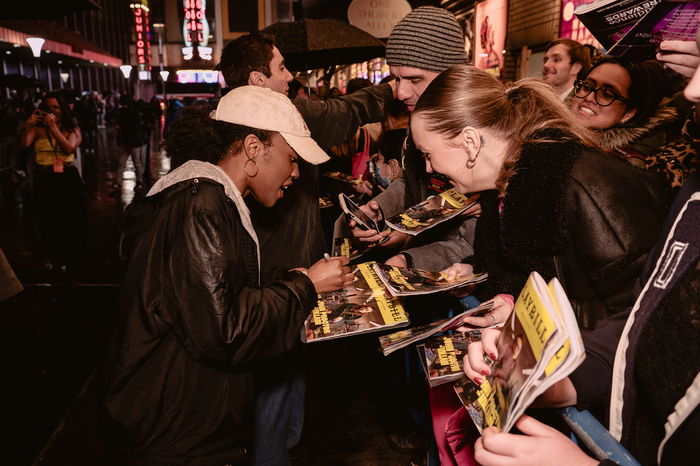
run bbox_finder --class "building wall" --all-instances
[1,0,133,97]
[159,0,219,72]
[57,0,132,94]
[505,0,561,80]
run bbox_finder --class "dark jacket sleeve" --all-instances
[163,202,317,368]
[562,152,664,329]
[569,309,630,408]
[293,83,393,150]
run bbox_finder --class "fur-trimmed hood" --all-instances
[594,98,679,151]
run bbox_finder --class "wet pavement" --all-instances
[0,121,423,465]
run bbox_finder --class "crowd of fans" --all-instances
[2,5,700,466]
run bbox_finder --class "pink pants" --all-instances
[429,382,478,466]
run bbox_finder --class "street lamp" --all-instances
[120,65,133,96]
[159,71,169,81]
[26,37,45,84]
[26,37,45,57]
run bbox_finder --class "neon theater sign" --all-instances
[130,3,152,80]
[182,0,212,60]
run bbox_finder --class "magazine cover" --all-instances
[560,0,604,48]
[384,189,477,236]
[607,0,700,59]
[418,333,480,387]
[323,170,362,185]
[378,301,496,356]
[454,272,585,434]
[301,262,409,343]
[373,263,487,296]
[333,234,390,261]
[574,0,662,50]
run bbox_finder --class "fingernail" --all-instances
[489,352,497,360]
[481,369,490,376]
[474,376,483,385]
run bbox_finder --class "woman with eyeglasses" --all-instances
[411,65,666,465]
[462,37,700,466]
[571,58,678,168]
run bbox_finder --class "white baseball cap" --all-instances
[211,86,330,165]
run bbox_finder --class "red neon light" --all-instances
[133,5,151,72]
[183,0,206,46]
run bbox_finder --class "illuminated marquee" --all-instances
[130,3,152,78]
[177,69,219,83]
[182,0,211,60]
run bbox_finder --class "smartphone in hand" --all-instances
[338,193,379,232]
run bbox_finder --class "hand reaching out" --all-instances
[442,262,473,280]
[474,414,598,466]
[354,180,377,196]
[657,40,700,78]
[442,263,475,298]
[385,253,407,268]
[349,200,384,242]
[461,294,512,328]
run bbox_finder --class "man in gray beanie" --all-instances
[353,6,476,274]
[386,6,469,111]
[350,7,479,466]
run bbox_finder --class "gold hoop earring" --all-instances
[244,158,259,177]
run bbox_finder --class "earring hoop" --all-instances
[466,154,478,169]
[244,158,259,177]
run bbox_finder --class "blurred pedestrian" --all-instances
[113,95,147,191]
[288,79,307,99]
[17,92,87,281]
[95,91,106,128]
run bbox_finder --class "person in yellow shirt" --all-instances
[18,92,87,281]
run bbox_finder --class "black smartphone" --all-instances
[34,109,45,126]
[338,193,379,232]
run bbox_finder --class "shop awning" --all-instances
[0,20,122,67]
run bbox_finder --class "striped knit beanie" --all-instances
[386,6,468,73]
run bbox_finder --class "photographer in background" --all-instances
[17,92,87,282]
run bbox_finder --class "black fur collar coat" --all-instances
[469,139,665,331]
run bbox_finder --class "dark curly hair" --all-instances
[41,91,77,133]
[218,33,275,89]
[161,105,274,169]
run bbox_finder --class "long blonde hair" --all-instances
[413,65,598,193]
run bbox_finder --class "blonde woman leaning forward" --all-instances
[410,66,665,465]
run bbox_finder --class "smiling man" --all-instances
[541,38,591,104]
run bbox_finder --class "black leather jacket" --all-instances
[470,141,664,332]
[99,176,317,465]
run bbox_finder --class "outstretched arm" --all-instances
[293,82,394,149]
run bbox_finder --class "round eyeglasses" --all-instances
[574,80,629,107]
